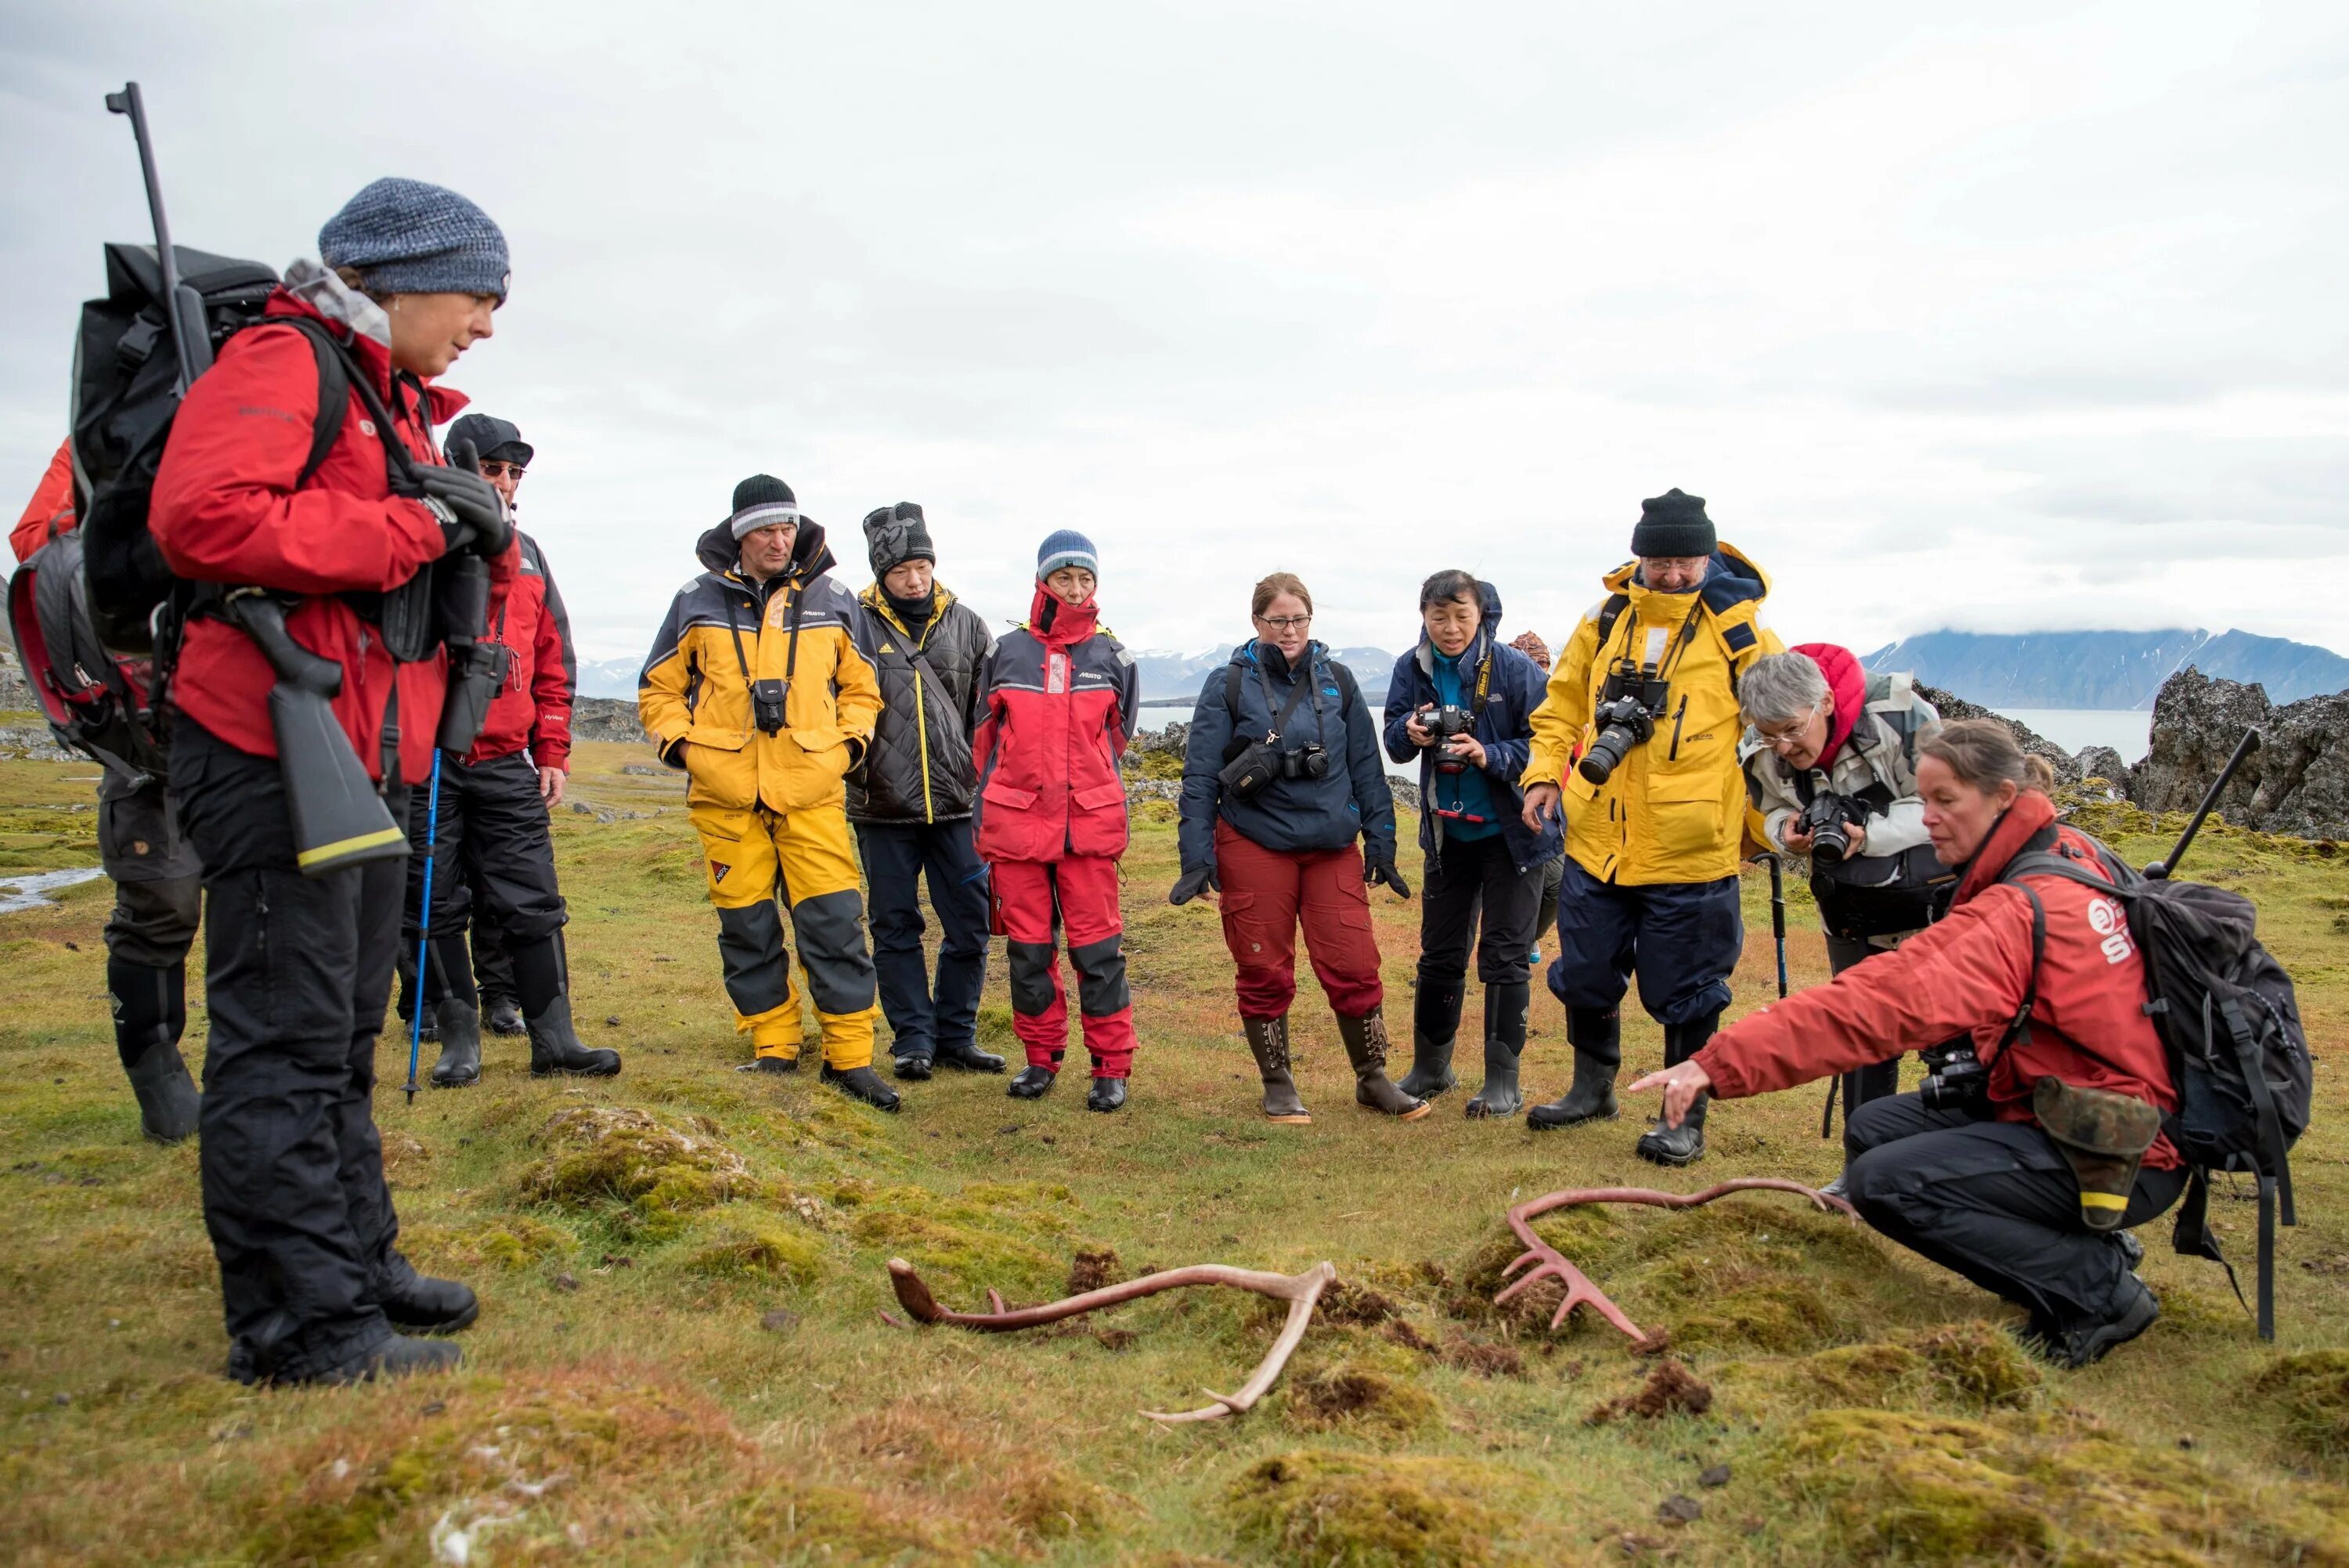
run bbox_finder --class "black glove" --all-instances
[1366,853,1412,899]
[418,438,514,558]
[1170,865,1218,906]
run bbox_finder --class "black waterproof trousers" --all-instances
[399,752,567,1008]
[96,770,204,1069]
[1843,1091,2187,1328]
[854,818,990,1062]
[1419,833,1541,987]
[169,716,405,1382]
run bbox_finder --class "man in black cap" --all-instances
[400,413,622,1087]
[846,503,1003,1080]
[1514,489,1783,1165]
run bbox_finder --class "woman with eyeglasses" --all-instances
[1738,645,1947,1129]
[1171,571,1424,1125]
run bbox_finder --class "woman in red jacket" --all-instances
[971,530,1142,1112]
[1631,720,2185,1368]
[153,178,517,1387]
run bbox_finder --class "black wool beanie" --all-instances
[1629,488,1716,559]
[863,501,937,579]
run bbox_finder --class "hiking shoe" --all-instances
[2045,1277,2160,1369]
[821,1064,902,1112]
[892,1050,936,1082]
[297,1333,464,1386]
[738,1055,799,1075]
[381,1272,480,1336]
[934,1039,1006,1073]
[1007,1065,1057,1100]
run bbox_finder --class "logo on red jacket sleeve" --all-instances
[2087,897,2134,964]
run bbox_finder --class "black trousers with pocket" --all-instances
[855,818,990,1060]
[399,750,566,1010]
[170,716,406,1382]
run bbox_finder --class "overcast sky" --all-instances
[5,2,2344,664]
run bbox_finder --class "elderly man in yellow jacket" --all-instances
[640,475,898,1110]
[1516,489,1783,1165]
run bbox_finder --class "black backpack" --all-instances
[2001,837,2313,1339]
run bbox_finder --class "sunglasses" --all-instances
[479,460,528,479]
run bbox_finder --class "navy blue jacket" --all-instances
[1180,640,1397,874]
[1384,629,1562,874]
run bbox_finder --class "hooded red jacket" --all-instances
[971,583,1140,863]
[1795,640,1867,768]
[11,439,76,564]
[150,292,514,784]
[1694,789,2178,1166]
[464,530,575,770]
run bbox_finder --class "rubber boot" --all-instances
[1243,1015,1311,1124]
[526,993,622,1078]
[1336,1009,1430,1120]
[110,957,199,1143]
[933,1037,1005,1073]
[303,1333,464,1386]
[821,1063,902,1111]
[1086,1076,1128,1112]
[1397,976,1463,1099]
[123,1040,201,1144]
[484,996,527,1036]
[1635,1013,1718,1166]
[892,1045,936,1081]
[738,1056,798,1075]
[430,1000,483,1088]
[1526,1007,1621,1130]
[1008,1056,1059,1099]
[1463,981,1529,1119]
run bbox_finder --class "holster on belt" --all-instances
[2034,1076,2162,1232]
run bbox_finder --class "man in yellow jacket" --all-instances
[1517,489,1782,1164]
[639,475,898,1109]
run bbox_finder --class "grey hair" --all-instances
[1739,651,1831,726]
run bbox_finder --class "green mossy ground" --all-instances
[2,743,2345,1563]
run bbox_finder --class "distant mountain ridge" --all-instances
[1131,644,1398,705]
[1862,629,2349,709]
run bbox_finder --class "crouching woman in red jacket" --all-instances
[1630,719,2185,1368]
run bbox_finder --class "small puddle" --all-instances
[0,867,106,914]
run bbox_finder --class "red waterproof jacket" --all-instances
[466,530,574,770]
[1694,789,2178,1167]
[150,292,514,784]
[11,439,76,564]
[971,584,1140,863]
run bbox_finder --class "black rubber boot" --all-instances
[893,1044,935,1081]
[1008,1063,1058,1099]
[430,1000,483,1088]
[526,994,622,1078]
[1463,982,1530,1120]
[380,1256,481,1335]
[738,1055,798,1075]
[301,1333,464,1386]
[124,1040,202,1144]
[1526,1007,1622,1130]
[821,1063,903,1111]
[1337,1009,1430,1120]
[933,1037,1006,1073]
[484,995,528,1036]
[110,957,200,1144]
[1397,977,1463,1099]
[1086,1076,1128,1112]
[1243,1015,1311,1123]
[1635,1013,1718,1166]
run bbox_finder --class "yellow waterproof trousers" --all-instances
[691,801,880,1069]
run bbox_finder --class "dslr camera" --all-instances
[1918,1039,1990,1111]
[752,678,790,736]
[1282,742,1331,782]
[1795,790,1867,866]
[1428,704,1477,774]
[1577,661,1670,786]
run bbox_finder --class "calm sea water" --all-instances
[1995,708,2153,761]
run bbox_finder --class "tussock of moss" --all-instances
[839,1180,1084,1298]
[999,1461,1112,1539]
[684,1222,824,1285]
[1286,1354,1443,1437]
[733,1481,965,1560]
[1226,1449,1517,1567]
[1775,1321,2039,1414]
[518,1106,749,1230]
[1757,1408,2349,1564]
[404,1213,572,1272]
[2252,1350,2349,1462]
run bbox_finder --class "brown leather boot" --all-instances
[1243,1016,1311,1123]
[1336,1009,1431,1121]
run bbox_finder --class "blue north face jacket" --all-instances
[1384,625,1562,875]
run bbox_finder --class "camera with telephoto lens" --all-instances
[1918,1040,1990,1110]
[1796,789,1867,866]
[1577,662,1670,786]
[752,678,789,736]
[1430,704,1477,774]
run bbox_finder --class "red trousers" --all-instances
[990,856,1137,1077]
[1214,820,1383,1021]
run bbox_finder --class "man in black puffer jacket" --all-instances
[847,503,1004,1080]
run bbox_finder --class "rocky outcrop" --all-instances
[2127,669,2347,840]
[1913,683,2080,784]
[573,697,649,746]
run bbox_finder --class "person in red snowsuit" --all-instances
[1631,719,2185,1368]
[970,530,1142,1112]
[152,178,519,1386]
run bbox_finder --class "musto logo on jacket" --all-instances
[2087,897,2135,965]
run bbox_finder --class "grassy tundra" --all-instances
[2,738,2345,1565]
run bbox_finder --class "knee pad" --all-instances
[1007,940,1059,1016]
[715,903,792,1016]
[1069,935,1130,1017]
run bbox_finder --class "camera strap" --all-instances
[1252,651,1317,744]
[722,586,756,687]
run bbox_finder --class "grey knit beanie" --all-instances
[319,178,511,301]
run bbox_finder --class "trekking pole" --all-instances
[2147,727,2260,879]
[404,748,446,1105]
[104,82,212,390]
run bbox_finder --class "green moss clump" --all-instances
[403,1214,572,1272]
[1798,1341,1924,1407]
[1286,1353,1443,1438]
[1000,1462,1111,1539]
[1758,1408,2349,1564]
[1226,1449,1517,1567]
[1908,1321,2040,1410]
[519,1106,749,1219]
[2251,1350,2349,1462]
[1774,1322,2039,1414]
[850,1210,1063,1299]
[685,1223,825,1285]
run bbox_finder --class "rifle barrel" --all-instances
[2157,726,2261,878]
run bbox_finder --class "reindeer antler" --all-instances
[884,1257,1336,1424]
[1498,1178,1858,1345]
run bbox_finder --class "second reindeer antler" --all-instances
[885,1257,1336,1424]
[1496,1177,1859,1345]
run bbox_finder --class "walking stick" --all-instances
[404,748,446,1105]
[1752,849,1838,1138]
